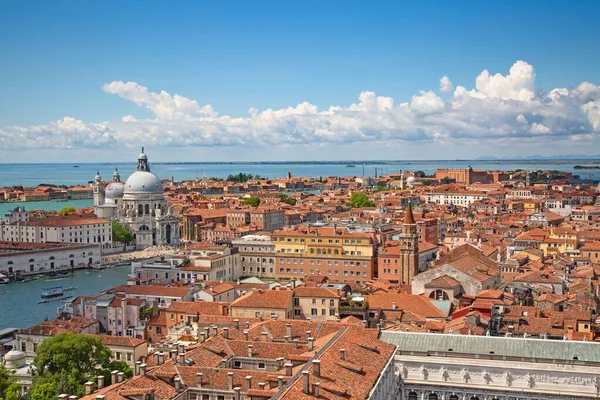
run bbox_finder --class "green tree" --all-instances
[58,206,76,216]
[30,382,57,400]
[103,361,133,381]
[347,192,376,208]
[112,221,134,244]
[280,195,297,206]
[441,176,452,184]
[0,364,16,400]
[4,383,21,400]
[374,184,388,192]
[32,333,112,396]
[243,196,261,207]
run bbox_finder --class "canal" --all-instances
[0,265,131,330]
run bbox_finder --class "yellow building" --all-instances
[229,289,294,319]
[271,226,376,284]
[539,227,579,256]
[523,199,543,211]
[292,287,341,321]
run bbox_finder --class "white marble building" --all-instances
[93,149,180,249]
[380,331,600,400]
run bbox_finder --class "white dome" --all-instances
[105,181,125,198]
[406,176,416,183]
[125,171,163,193]
[4,349,26,362]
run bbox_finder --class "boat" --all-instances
[47,272,73,281]
[345,165,356,167]
[51,199,68,202]
[17,277,38,284]
[41,286,64,298]
[73,165,80,168]
[38,295,72,304]
[63,286,77,292]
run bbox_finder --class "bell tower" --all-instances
[399,202,419,284]
[93,170,105,207]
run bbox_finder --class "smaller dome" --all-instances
[105,182,125,199]
[4,349,26,362]
[406,176,416,183]
[138,153,147,160]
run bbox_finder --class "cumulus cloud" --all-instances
[439,76,454,92]
[2,61,600,151]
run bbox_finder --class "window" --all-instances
[311,308,318,315]
[258,362,266,369]
[330,299,334,307]
[330,309,335,316]
[233,360,241,369]
[255,312,261,317]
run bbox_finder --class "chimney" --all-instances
[306,330,311,339]
[58,395,68,400]
[234,319,240,330]
[135,361,142,376]
[223,327,229,339]
[308,337,314,351]
[286,323,292,338]
[179,353,185,365]
[212,325,218,336]
[293,339,299,349]
[153,352,160,366]
[111,370,119,385]
[178,343,185,354]
[139,364,147,376]
[277,376,284,388]
[174,377,182,392]
[258,383,266,390]
[84,382,94,395]
[340,348,346,360]
[205,327,210,338]
[243,330,249,341]
[97,375,104,390]
[312,382,320,397]
[245,321,250,329]
[68,396,78,400]
[302,371,310,394]
[157,352,165,365]
[261,332,269,342]
[233,387,241,400]
[196,373,203,388]
[248,345,253,358]
[246,376,252,390]
[95,396,105,400]
[117,372,124,383]
[362,320,367,327]
[312,360,321,377]
[284,335,290,342]
[200,332,206,343]
[169,349,177,360]
[392,302,396,310]
[285,363,293,376]
[227,372,234,390]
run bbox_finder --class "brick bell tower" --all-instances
[399,202,419,284]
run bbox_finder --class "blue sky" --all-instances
[1,0,600,162]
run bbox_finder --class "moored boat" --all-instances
[41,286,64,298]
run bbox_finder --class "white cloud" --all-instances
[439,76,454,92]
[2,61,600,152]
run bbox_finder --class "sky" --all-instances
[1,0,600,162]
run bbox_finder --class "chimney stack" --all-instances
[97,376,104,390]
[200,332,206,343]
[313,360,321,377]
[245,321,250,329]
[95,396,105,400]
[243,330,249,341]
[308,337,314,351]
[174,377,182,392]
[306,330,311,339]
[233,387,241,400]
[68,396,78,400]
[312,382,320,397]
[179,353,185,365]
[169,349,177,360]
[227,372,234,390]
[84,382,94,396]
[135,361,142,376]
[196,373,203,388]
[158,352,165,365]
[246,376,252,390]
[223,327,229,339]
[212,325,218,336]
[58,395,68,400]
[340,348,346,360]
[285,363,293,376]
[261,332,269,342]
[293,339,299,349]
[302,371,310,394]
[205,327,210,338]
[111,370,119,385]
[258,383,266,390]
[117,372,124,383]
[178,343,185,354]
[284,335,290,342]
[234,319,240,330]
[286,323,292,338]
[248,345,253,358]
[139,364,147,376]
[392,302,396,310]
[277,376,284,388]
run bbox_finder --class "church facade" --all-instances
[93,149,180,249]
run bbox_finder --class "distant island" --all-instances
[574,165,600,170]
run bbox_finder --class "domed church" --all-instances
[93,148,180,249]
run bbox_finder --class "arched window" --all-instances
[145,204,150,215]
[138,204,144,215]
[408,392,418,400]
[470,397,480,400]
[49,256,55,260]
[429,394,438,400]
[140,225,150,231]
[449,396,459,400]
[429,289,449,301]
[7,261,13,265]
[69,254,75,258]
[28,258,35,262]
